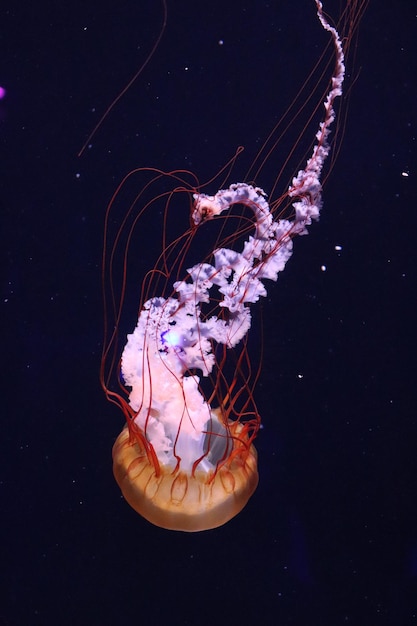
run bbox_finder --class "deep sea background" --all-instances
[1,1,416,624]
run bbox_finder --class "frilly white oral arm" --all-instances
[120,0,345,470]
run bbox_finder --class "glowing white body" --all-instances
[121,0,345,472]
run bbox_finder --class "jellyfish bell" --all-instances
[112,414,258,532]
[100,1,367,531]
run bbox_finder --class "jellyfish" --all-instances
[100,0,366,531]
